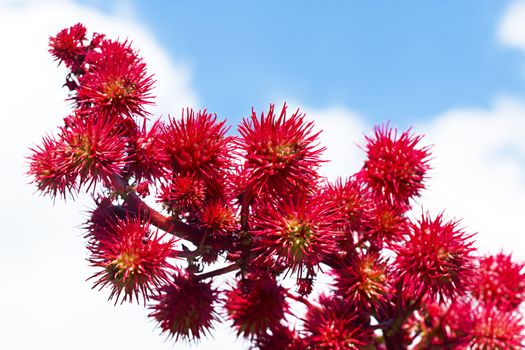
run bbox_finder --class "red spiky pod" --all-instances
[359,123,431,207]
[462,303,525,350]
[237,103,325,199]
[225,272,289,338]
[48,23,88,69]
[365,200,408,245]
[28,134,76,199]
[303,294,373,349]
[88,215,176,304]
[471,252,525,312]
[77,39,154,119]
[149,273,218,341]
[333,251,390,313]
[161,109,233,182]
[394,212,476,302]
[158,173,207,214]
[251,193,339,275]
[58,114,130,191]
[127,119,167,182]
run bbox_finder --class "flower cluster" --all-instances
[28,24,525,349]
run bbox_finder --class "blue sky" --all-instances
[1,1,525,349]
[80,0,525,128]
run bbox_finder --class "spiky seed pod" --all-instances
[58,114,129,191]
[463,303,525,350]
[88,215,176,304]
[237,103,324,198]
[471,252,525,312]
[394,212,476,302]
[366,201,408,244]
[252,194,338,274]
[158,174,206,214]
[150,273,218,341]
[127,119,167,181]
[78,39,154,119]
[225,273,288,338]
[323,176,372,234]
[199,201,237,238]
[359,124,431,206]
[303,294,373,349]
[28,134,76,199]
[84,197,125,243]
[161,109,233,181]
[48,23,87,69]
[334,252,389,313]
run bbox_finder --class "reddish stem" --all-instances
[195,263,239,280]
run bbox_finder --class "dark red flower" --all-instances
[161,109,233,181]
[251,194,338,274]
[158,174,206,213]
[128,119,167,181]
[77,39,154,118]
[58,114,129,191]
[237,103,324,197]
[463,304,525,350]
[334,252,389,312]
[471,252,525,312]
[359,124,431,206]
[366,201,408,244]
[322,176,372,236]
[150,273,218,341]
[394,212,476,302]
[84,197,124,243]
[303,294,372,349]
[225,273,288,337]
[28,134,75,199]
[88,215,176,304]
[199,201,237,238]
[49,23,87,69]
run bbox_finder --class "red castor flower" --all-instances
[158,173,207,214]
[127,119,167,182]
[359,124,431,206]
[161,109,233,181]
[365,201,408,244]
[77,39,154,119]
[225,273,289,338]
[334,252,389,313]
[58,114,129,191]
[149,273,218,341]
[471,252,525,312]
[84,197,125,243]
[198,201,237,238]
[48,23,88,69]
[88,215,176,304]
[463,303,525,350]
[237,103,324,197]
[28,134,76,199]
[394,212,476,302]
[252,194,339,274]
[303,294,373,349]
[323,176,372,234]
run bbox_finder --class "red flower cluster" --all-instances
[28,24,525,349]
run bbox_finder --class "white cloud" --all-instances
[0,1,243,349]
[306,106,367,180]
[498,0,525,51]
